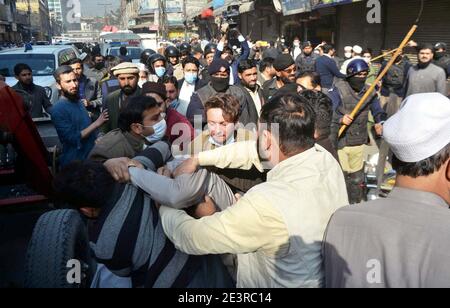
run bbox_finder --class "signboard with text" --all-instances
[281,0,312,16]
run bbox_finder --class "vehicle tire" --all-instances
[24,209,95,288]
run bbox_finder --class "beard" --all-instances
[122,86,136,95]
[243,81,257,91]
[281,76,294,85]
[62,88,79,101]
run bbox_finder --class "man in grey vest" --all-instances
[324,93,450,288]
[186,58,245,127]
[329,59,387,204]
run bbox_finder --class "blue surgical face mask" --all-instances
[145,119,167,143]
[155,67,166,78]
[185,72,198,84]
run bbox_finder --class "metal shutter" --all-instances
[384,0,450,50]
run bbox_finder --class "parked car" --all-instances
[106,46,143,64]
[0,45,80,104]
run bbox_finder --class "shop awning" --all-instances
[239,1,255,14]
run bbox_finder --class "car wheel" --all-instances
[24,209,95,288]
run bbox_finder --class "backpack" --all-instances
[384,61,406,88]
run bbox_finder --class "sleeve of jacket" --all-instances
[214,41,224,61]
[51,106,82,148]
[198,140,264,172]
[186,92,205,125]
[40,87,53,114]
[238,40,250,62]
[370,96,387,123]
[159,191,289,256]
[89,79,103,108]
[328,58,347,79]
[101,95,112,134]
[130,168,209,209]
[435,68,448,96]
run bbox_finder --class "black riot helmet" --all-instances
[140,49,156,65]
[146,53,166,74]
[164,46,180,58]
[204,43,217,56]
[179,43,192,55]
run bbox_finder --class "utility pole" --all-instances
[27,0,32,41]
[183,0,188,41]
[158,0,167,40]
[98,3,112,26]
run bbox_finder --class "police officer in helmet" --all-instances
[329,59,387,204]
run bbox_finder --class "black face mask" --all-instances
[211,76,230,92]
[434,51,445,60]
[95,62,105,70]
[347,76,367,93]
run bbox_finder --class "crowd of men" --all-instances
[4,26,450,288]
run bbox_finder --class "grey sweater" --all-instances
[405,63,447,97]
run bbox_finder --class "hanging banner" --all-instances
[280,0,312,16]
[213,0,226,9]
[311,0,364,10]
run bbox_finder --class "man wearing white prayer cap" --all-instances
[344,46,353,59]
[340,45,364,74]
[323,92,450,288]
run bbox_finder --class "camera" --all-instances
[222,5,240,30]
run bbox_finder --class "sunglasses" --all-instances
[283,67,296,74]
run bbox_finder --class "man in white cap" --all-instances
[102,62,141,134]
[324,93,450,288]
[340,45,364,75]
[344,46,353,60]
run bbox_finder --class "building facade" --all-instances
[15,0,51,41]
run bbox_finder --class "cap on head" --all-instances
[208,59,230,75]
[352,45,363,54]
[383,93,450,163]
[273,54,295,71]
[111,62,140,77]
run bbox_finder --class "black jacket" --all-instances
[236,84,264,126]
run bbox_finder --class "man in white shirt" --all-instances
[340,45,364,74]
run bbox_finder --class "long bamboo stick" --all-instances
[338,25,418,138]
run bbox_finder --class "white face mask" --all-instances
[138,80,146,88]
[345,52,352,59]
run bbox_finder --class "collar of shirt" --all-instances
[17,82,35,93]
[229,66,235,85]
[208,134,235,148]
[267,145,324,181]
[388,187,449,210]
